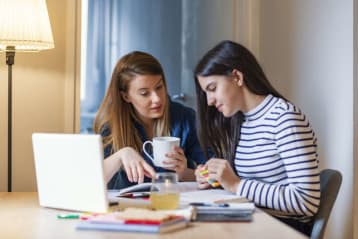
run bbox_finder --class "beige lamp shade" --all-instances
[0,0,54,51]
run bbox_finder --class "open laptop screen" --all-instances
[32,133,109,213]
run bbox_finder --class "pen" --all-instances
[119,192,150,198]
[57,214,80,219]
[189,202,229,207]
[109,202,119,206]
[131,192,150,198]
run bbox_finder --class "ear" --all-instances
[232,69,244,86]
[120,91,131,103]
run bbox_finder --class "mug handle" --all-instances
[142,140,154,161]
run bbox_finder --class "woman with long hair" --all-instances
[194,40,320,236]
[94,51,206,190]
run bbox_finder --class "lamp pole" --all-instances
[0,0,54,192]
[6,46,15,192]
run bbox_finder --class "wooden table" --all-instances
[0,193,307,239]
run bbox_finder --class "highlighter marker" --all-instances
[199,169,221,187]
[57,214,80,219]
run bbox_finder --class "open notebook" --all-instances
[108,181,198,200]
[110,181,253,207]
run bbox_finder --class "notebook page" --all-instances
[180,189,242,204]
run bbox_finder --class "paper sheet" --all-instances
[179,189,243,204]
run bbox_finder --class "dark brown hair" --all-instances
[194,40,285,165]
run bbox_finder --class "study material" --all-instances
[107,182,199,210]
[110,181,199,198]
[107,181,199,206]
[193,202,255,214]
[199,169,220,187]
[179,188,255,222]
[76,208,188,233]
[180,189,244,205]
[57,214,80,219]
[158,207,196,221]
[189,202,229,207]
[76,217,187,233]
[193,202,255,222]
[112,182,154,196]
[118,192,151,199]
[195,212,253,222]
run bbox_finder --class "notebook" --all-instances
[32,133,117,213]
[193,202,255,222]
[76,209,188,233]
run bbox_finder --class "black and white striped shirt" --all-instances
[236,94,320,222]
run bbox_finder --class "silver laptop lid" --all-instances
[32,133,108,213]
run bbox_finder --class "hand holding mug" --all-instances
[163,145,188,177]
[142,137,180,168]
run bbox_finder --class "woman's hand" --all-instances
[206,158,240,193]
[162,146,188,179]
[117,147,156,183]
[195,164,211,189]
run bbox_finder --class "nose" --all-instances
[151,92,161,103]
[207,93,215,106]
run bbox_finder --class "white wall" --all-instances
[258,1,354,238]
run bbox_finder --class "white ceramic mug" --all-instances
[142,137,180,167]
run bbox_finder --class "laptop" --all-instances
[32,133,114,213]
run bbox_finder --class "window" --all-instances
[80,0,236,133]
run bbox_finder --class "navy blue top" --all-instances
[102,101,207,190]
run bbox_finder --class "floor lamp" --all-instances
[0,0,54,192]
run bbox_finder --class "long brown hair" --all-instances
[93,51,170,154]
[194,40,285,165]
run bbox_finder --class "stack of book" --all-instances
[76,208,188,233]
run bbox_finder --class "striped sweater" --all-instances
[235,94,320,222]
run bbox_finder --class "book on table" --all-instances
[192,202,256,222]
[76,208,188,233]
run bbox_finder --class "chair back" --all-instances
[310,169,342,239]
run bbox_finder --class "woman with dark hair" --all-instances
[194,40,320,236]
[94,51,206,190]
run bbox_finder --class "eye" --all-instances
[140,90,149,96]
[207,85,216,92]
